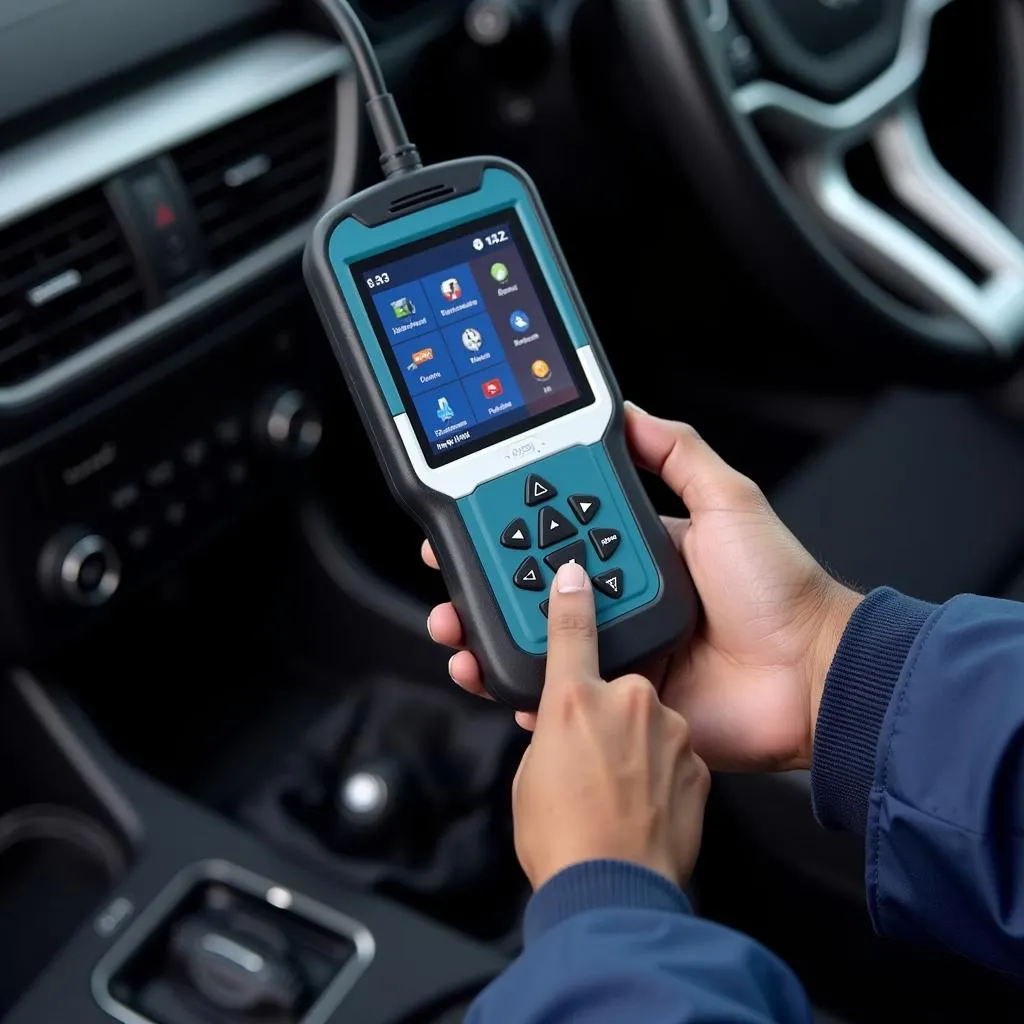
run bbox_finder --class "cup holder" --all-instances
[0,677,135,1017]
[0,805,127,1013]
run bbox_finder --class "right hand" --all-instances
[425,405,862,772]
[513,560,709,891]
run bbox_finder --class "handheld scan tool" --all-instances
[305,1,698,709]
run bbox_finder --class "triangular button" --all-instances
[538,505,578,548]
[501,518,531,549]
[514,556,545,592]
[589,527,621,561]
[568,494,601,525]
[593,568,624,600]
[525,474,557,507]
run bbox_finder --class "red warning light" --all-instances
[154,201,176,229]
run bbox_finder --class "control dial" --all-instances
[258,388,322,459]
[38,527,122,607]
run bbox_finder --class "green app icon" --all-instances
[390,297,415,319]
[490,262,509,283]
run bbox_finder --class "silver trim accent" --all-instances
[27,269,82,307]
[0,34,346,228]
[0,33,359,408]
[795,145,1024,353]
[60,533,121,606]
[394,345,615,500]
[92,860,376,1024]
[733,0,955,139]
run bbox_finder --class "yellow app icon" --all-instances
[531,359,551,382]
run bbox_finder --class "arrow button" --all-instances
[568,494,601,525]
[513,556,545,592]
[589,527,621,561]
[538,505,578,548]
[501,518,531,549]
[525,474,557,507]
[592,568,624,599]
[543,540,588,574]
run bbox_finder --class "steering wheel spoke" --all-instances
[794,113,1024,355]
[732,0,956,145]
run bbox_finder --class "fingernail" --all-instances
[426,613,436,642]
[555,561,589,593]
[447,654,458,680]
[624,400,648,416]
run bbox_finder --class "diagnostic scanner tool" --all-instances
[304,1,698,709]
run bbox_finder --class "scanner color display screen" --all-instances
[354,209,593,468]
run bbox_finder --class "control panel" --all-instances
[0,300,325,655]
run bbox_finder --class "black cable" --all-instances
[314,0,423,179]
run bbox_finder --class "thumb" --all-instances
[625,404,758,515]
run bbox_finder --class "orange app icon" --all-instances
[531,359,551,382]
[407,347,434,371]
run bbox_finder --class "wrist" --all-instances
[807,580,864,748]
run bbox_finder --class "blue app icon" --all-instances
[413,381,477,443]
[372,280,436,344]
[463,365,526,425]
[394,333,457,395]
[442,313,507,375]
[421,263,485,325]
[509,309,531,334]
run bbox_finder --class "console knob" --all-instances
[259,388,322,458]
[38,527,122,607]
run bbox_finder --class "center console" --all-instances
[0,672,505,1024]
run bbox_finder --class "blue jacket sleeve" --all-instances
[812,587,1024,979]
[467,860,812,1024]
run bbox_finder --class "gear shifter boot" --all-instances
[238,679,528,939]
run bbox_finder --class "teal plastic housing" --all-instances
[325,166,661,655]
[326,168,589,416]
[459,443,662,655]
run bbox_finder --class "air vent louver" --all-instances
[0,189,145,386]
[175,83,335,270]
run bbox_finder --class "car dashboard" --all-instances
[0,0,457,659]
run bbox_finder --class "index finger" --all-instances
[544,561,601,697]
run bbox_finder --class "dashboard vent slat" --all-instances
[0,189,146,385]
[175,83,335,270]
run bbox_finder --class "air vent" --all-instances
[175,83,335,270]
[0,190,146,386]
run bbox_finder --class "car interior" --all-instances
[1,0,1023,1021]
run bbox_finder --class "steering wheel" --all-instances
[615,0,1024,364]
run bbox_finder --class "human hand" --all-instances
[512,560,709,890]
[424,405,862,771]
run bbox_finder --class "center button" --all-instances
[538,506,578,548]
[544,540,588,574]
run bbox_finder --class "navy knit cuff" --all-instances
[812,587,936,836]
[523,860,692,946]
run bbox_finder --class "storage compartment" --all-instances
[95,862,373,1024]
[0,677,135,1017]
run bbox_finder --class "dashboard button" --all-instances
[568,494,600,525]
[38,528,121,608]
[145,460,175,488]
[592,568,624,599]
[589,527,621,561]
[513,556,544,592]
[128,526,153,551]
[524,474,556,506]
[543,540,588,574]
[164,502,187,527]
[215,417,242,446]
[500,518,530,549]
[182,439,209,468]
[539,599,549,618]
[110,483,140,511]
[537,505,577,548]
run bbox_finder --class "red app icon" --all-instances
[482,378,503,399]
